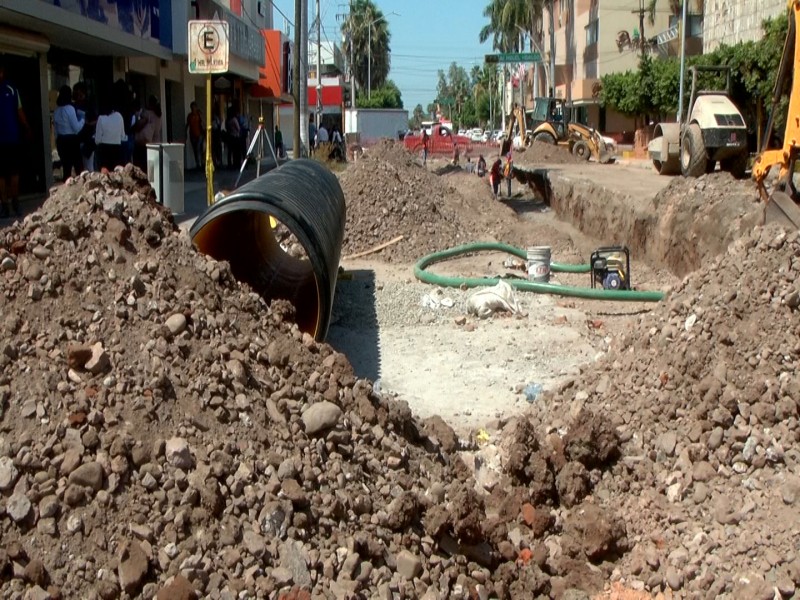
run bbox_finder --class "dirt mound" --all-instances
[337,140,471,262]
[514,141,584,167]
[0,166,627,599]
[522,224,800,596]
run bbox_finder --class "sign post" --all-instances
[188,20,230,206]
[485,52,542,64]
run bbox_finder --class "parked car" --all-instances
[470,129,484,142]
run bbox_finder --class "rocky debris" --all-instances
[514,140,584,167]
[337,140,472,262]
[523,224,800,596]
[0,166,618,598]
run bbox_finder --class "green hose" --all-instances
[413,242,665,302]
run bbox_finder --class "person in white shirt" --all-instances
[316,123,329,144]
[331,126,342,144]
[53,85,84,180]
[95,99,125,172]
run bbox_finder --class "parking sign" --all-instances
[188,20,229,74]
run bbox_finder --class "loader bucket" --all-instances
[765,190,800,230]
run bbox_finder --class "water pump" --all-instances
[590,246,631,291]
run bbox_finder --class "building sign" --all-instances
[194,0,265,64]
[188,20,229,74]
[42,0,160,42]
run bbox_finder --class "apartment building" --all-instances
[703,0,785,52]
[534,0,691,139]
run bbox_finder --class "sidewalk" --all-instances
[0,156,283,230]
[176,156,282,231]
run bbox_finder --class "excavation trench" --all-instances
[189,159,346,341]
[514,164,763,277]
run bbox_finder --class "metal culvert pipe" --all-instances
[189,159,346,341]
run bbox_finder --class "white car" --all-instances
[470,129,484,142]
[480,131,491,143]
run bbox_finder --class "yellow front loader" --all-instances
[502,98,616,164]
[752,0,800,229]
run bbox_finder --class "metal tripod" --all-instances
[235,114,279,188]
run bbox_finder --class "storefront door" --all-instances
[2,52,45,196]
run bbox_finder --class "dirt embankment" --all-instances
[547,169,762,277]
[517,224,800,597]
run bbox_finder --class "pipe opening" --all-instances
[189,159,346,341]
[191,209,321,335]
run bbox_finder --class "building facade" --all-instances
[703,0,785,53]
[0,0,278,193]
[532,0,712,139]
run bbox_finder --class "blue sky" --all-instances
[270,0,494,112]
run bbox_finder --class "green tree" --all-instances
[600,12,787,140]
[410,104,426,129]
[356,80,402,109]
[341,0,391,94]
[436,62,472,125]
[479,0,546,109]
[599,69,644,125]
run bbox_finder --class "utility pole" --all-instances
[549,0,556,97]
[677,0,688,125]
[299,0,309,154]
[632,0,646,57]
[316,0,322,131]
[336,4,355,118]
[293,0,301,158]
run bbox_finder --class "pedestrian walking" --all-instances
[0,61,30,217]
[53,85,84,180]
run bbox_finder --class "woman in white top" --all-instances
[132,95,162,171]
[53,85,84,180]
[95,99,125,172]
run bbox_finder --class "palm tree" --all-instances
[341,0,391,93]
[480,0,548,95]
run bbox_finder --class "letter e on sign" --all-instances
[188,20,230,74]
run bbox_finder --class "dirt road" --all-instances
[329,153,673,435]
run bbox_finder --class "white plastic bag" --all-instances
[466,280,523,319]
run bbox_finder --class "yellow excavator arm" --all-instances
[500,107,527,156]
[752,0,800,227]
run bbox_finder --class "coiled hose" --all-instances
[414,242,665,302]
[190,159,346,340]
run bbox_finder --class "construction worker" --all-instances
[489,157,502,199]
[503,152,513,198]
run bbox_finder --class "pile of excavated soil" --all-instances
[519,224,800,597]
[337,141,472,262]
[514,141,584,167]
[0,166,633,599]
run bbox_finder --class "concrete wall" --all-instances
[704,0,784,53]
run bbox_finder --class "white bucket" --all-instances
[527,246,551,283]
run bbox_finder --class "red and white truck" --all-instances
[403,122,472,157]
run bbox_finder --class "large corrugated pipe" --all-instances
[189,159,346,341]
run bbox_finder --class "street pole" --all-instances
[293,0,301,158]
[677,0,688,125]
[316,0,322,130]
[368,24,372,99]
[549,0,556,97]
[632,0,646,57]
[205,74,213,205]
[299,0,309,154]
